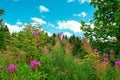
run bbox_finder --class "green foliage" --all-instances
[69,35,86,58]
[79,61,96,80]
[81,0,120,55]
[0,31,6,50]
[0,9,10,51]
[0,9,4,16]
[15,63,47,80]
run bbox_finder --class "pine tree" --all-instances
[0,9,10,51]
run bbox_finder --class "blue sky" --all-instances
[0,0,96,37]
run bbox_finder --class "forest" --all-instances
[0,0,120,80]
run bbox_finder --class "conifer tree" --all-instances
[0,9,10,51]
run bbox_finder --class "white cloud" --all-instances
[16,21,22,26]
[31,22,39,27]
[63,32,73,37]
[67,0,74,3]
[5,21,47,34]
[39,5,49,13]
[78,0,91,4]
[47,32,52,36]
[81,12,87,17]
[5,17,47,34]
[57,20,82,33]
[31,17,47,25]
[73,11,87,17]
[47,23,55,27]
[5,23,23,34]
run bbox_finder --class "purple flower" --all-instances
[34,32,38,36]
[102,61,107,64]
[103,53,108,57]
[115,61,120,69]
[30,61,40,69]
[7,65,17,72]
[103,58,107,61]
[109,49,114,53]
[115,61,120,65]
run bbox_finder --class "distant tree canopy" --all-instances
[0,9,10,51]
[0,9,4,16]
[81,0,120,54]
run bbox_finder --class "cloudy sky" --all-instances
[0,0,96,37]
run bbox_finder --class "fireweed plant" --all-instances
[0,25,119,80]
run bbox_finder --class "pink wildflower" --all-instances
[7,64,17,72]
[109,49,114,53]
[102,61,107,64]
[103,58,107,61]
[30,61,40,69]
[34,32,38,36]
[115,61,120,69]
[103,53,108,57]
[115,61,120,65]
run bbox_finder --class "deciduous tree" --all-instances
[81,0,120,54]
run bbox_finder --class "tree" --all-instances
[0,9,4,16]
[0,9,10,51]
[81,0,120,54]
[69,35,85,58]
